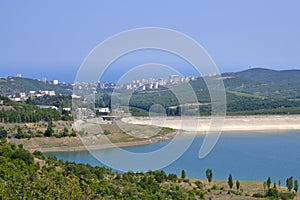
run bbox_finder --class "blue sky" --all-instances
[1,1,300,82]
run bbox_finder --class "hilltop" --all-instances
[223,68,300,98]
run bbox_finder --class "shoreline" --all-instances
[22,115,300,153]
[123,115,300,132]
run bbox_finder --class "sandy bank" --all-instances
[122,115,300,132]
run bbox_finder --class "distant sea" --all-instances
[45,131,300,183]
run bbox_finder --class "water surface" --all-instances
[46,131,300,182]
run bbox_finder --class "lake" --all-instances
[46,131,300,183]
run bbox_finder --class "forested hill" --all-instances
[222,68,300,98]
[0,76,72,96]
[228,68,300,84]
[128,68,300,116]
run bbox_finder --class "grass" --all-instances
[7,119,175,151]
[227,90,265,99]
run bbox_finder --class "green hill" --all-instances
[0,76,72,96]
[223,68,300,98]
[126,68,300,116]
[234,68,300,84]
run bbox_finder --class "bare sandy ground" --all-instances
[122,115,300,132]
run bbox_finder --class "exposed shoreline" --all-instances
[123,115,300,132]
[22,115,300,153]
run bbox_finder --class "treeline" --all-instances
[0,96,72,123]
[127,89,300,116]
[252,177,297,199]
[0,108,62,123]
[26,95,72,108]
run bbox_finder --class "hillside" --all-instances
[0,141,296,199]
[223,68,300,98]
[127,68,300,116]
[0,76,72,96]
[0,96,72,123]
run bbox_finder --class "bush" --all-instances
[279,192,296,200]
[0,127,7,140]
[252,193,265,198]
[70,130,77,137]
[104,130,111,135]
[211,185,219,190]
[194,181,204,189]
[33,150,45,160]
[11,148,34,165]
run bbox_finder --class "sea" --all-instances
[45,131,300,183]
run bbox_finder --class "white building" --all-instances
[96,107,110,113]
[53,80,59,85]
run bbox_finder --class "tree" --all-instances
[205,169,213,184]
[267,183,278,198]
[70,130,77,137]
[181,170,186,179]
[16,127,25,139]
[236,180,240,190]
[263,182,267,192]
[11,148,34,165]
[286,176,293,192]
[44,121,54,137]
[62,127,69,137]
[0,127,7,140]
[294,180,298,193]
[228,174,233,190]
[267,177,272,189]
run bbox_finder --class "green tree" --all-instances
[267,177,272,189]
[11,148,34,165]
[70,130,77,137]
[44,121,54,137]
[294,180,298,193]
[236,180,240,190]
[16,127,25,139]
[267,183,278,198]
[103,130,111,135]
[0,127,7,140]
[228,174,233,190]
[286,176,293,192]
[62,127,69,137]
[181,170,186,179]
[205,169,213,184]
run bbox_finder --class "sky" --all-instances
[1,0,300,82]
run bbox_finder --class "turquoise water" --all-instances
[46,131,300,182]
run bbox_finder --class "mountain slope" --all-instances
[0,76,72,96]
[222,68,300,98]
[233,68,300,84]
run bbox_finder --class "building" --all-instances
[37,105,58,110]
[63,107,71,112]
[53,80,59,85]
[95,107,110,113]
